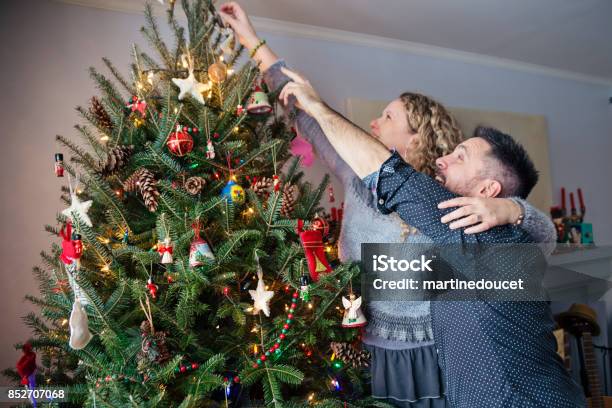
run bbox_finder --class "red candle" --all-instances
[561,187,566,210]
[569,192,575,211]
[577,188,585,209]
[331,207,338,222]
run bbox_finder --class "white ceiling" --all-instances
[59,0,612,83]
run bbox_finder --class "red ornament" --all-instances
[59,222,80,265]
[166,125,194,157]
[16,343,36,386]
[180,366,186,373]
[72,233,83,259]
[127,96,147,117]
[54,153,64,177]
[146,278,158,299]
[191,363,199,370]
[296,219,332,282]
[328,186,335,203]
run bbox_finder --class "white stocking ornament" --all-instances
[69,300,93,350]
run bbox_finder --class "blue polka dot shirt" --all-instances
[375,152,586,408]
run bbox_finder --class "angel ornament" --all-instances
[341,293,367,328]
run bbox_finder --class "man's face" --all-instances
[434,137,498,197]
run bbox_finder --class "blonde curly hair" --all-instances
[399,92,464,177]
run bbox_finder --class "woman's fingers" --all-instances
[279,82,297,106]
[438,197,473,209]
[464,223,490,234]
[280,67,306,84]
[440,205,474,224]
[448,214,483,230]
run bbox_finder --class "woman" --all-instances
[220,4,557,407]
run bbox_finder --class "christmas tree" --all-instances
[4,1,388,406]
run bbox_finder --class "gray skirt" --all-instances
[364,341,447,408]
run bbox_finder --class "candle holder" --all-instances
[550,188,594,245]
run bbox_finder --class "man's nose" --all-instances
[436,157,447,170]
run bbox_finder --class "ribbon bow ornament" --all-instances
[157,237,174,264]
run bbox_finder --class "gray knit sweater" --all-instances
[263,60,558,343]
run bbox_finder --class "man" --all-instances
[279,68,585,407]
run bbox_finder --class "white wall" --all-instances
[0,0,611,374]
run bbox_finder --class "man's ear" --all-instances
[478,179,503,198]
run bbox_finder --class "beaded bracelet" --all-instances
[249,39,267,58]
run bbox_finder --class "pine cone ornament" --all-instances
[330,342,370,368]
[123,168,160,212]
[280,184,298,217]
[89,96,113,131]
[99,145,134,176]
[137,321,171,374]
[251,177,273,196]
[185,176,206,195]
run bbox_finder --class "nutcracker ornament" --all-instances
[71,232,83,268]
[189,222,215,267]
[206,138,215,159]
[300,273,311,302]
[341,293,367,328]
[54,153,64,177]
[273,175,281,192]
[296,217,332,282]
[157,237,174,264]
[246,85,272,114]
[167,124,194,157]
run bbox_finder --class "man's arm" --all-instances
[376,153,532,244]
[308,102,391,179]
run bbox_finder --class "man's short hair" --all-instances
[474,126,538,199]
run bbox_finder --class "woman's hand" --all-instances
[219,2,259,49]
[279,67,324,115]
[438,197,523,234]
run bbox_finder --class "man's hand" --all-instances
[219,2,259,49]
[278,67,324,117]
